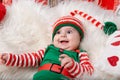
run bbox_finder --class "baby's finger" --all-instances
[1,53,7,59]
[63,61,72,68]
[60,59,69,67]
[59,54,68,61]
[0,58,6,64]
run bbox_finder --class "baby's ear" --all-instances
[103,22,117,35]
[0,3,6,22]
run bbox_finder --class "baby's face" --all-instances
[53,26,81,51]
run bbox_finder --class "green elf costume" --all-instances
[4,16,94,80]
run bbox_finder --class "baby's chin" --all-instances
[58,46,72,51]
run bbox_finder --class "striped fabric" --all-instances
[5,49,45,67]
[35,0,48,5]
[70,10,104,29]
[67,52,94,78]
[5,49,94,78]
[52,16,84,33]
[52,16,85,40]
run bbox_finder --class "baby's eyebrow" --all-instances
[67,28,76,31]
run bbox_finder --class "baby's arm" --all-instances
[59,52,94,78]
[0,49,45,67]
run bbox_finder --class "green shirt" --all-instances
[33,44,80,80]
[40,44,79,66]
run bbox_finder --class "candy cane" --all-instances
[70,10,117,35]
[70,10,104,29]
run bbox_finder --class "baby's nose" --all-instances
[61,32,66,37]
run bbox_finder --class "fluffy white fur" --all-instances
[0,0,120,80]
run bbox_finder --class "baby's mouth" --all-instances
[60,40,69,44]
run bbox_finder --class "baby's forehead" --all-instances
[58,26,77,30]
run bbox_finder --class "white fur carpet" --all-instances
[0,0,120,80]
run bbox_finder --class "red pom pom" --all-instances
[0,3,6,22]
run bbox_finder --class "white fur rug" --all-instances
[0,0,120,80]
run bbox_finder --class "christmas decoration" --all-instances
[52,16,84,40]
[70,10,118,35]
[0,3,6,22]
[103,22,117,35]
[0,0,120,80]
[96,0,120,11]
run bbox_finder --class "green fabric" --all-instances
[80,48,86,52]
[103,22,117,35]
[52,23,84,40]
[40,44,79,66]
[33,70,70,80]
[33,44,79,80]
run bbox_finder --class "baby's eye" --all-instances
[67,30,72,34]
[56,31,61,34]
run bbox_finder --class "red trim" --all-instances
[53,16,84,33]
[38,63,74,78]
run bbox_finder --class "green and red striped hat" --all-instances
[52,16,84,40]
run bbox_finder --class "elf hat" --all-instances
[52,16,84,40]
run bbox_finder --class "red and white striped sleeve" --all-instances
[67,52,94,78]
[5,48,45,67]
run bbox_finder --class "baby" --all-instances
[0,16,94,80]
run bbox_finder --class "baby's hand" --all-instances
[59,54,74,69]
[0,53,8,64]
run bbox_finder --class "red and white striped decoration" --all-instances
[52,16,84,32]
[4,47,94,77]
[5,49,45,67]
[106,30,120,46]
[70,10,104,29]
[35,0,48,5]
[67,51,94,77]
